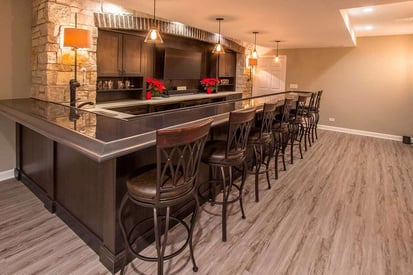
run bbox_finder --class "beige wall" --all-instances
[0,0,32,172]
[278,35,413,136]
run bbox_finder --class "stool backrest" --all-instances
[277,98,294,124]
[315,90,323,111]
[260,103,277,138]
[226,108,256,159]
[295,95,309,117]
[307,92,316,112]
[156,119,212,204]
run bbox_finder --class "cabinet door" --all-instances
[122,34,142,75]
[97,31,122,76]
[218,52,236,77]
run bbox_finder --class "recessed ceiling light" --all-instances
[396,17,413,22]
[347,6,374,16]
[361,7,374,13]
[354,25,374,31]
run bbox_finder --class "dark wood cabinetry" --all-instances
[209,51,237,91]
[219,52,236,77]
[97,30,142,76]
[96,29,238,103]
[97,30,148,102]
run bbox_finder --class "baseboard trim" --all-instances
[0,169,15,181]
[318,125,402,141]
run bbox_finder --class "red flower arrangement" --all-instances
[200,78,220,94]
[146,77,165,98]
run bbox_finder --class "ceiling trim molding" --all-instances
[94,13,245,53]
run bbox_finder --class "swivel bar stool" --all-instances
[118,119,212,275]
[247,103,277,202]
[272,98,294,179]
[201,108,256,241]
[312,90,323,141]
[288,95,308,164]
[302,92,316,151]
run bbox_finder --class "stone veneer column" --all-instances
[31,0,99,104]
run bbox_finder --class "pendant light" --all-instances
[252,31,258,59]
[275,40,280,63]
[212,18,225,54]
[144,0,163,43]
[248,31,258,67]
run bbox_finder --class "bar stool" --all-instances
[272,98,294,179]
[288,95,308,164]
[302,92,316,151]
[312,90,323,141]
[201,108,256,241]
[118,119,212,275]
[247,103,277,202]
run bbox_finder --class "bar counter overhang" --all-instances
[0,92,292,273]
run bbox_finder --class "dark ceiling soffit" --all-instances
[94,13,245,53]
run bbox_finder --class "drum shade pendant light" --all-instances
[275,40,280,63]
[248,32,258,67]
[144,0,163,43]
[212,18,225,54]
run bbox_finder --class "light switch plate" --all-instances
[290,83,298,89]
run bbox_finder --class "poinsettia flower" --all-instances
[146,77,165,96]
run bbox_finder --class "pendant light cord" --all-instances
[218,19,221,43]
[254,32,257,51]
[153,0,156,22]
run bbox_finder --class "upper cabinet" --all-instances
[97,30,143,76]
[218,52,236,77]
[208,51,236,78]
[208,51,237,91]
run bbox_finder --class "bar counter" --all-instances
[0,91,291,273]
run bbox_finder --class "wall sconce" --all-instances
[144,0,163,43]
[247,32,259,85]
[251,32,258,59]
[212,18,225,54]
[63,13,91,119]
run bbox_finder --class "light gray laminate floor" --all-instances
[1,130,413,275]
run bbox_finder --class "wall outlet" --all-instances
[329,117,335,122]
[289,83,298,89]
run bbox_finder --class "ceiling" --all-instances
[107,0,413,49]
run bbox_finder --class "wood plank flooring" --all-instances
[1,130,413,275]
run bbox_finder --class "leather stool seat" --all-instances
[248,127,272,144]
[127,169,192,203]
[202,140,244,164]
